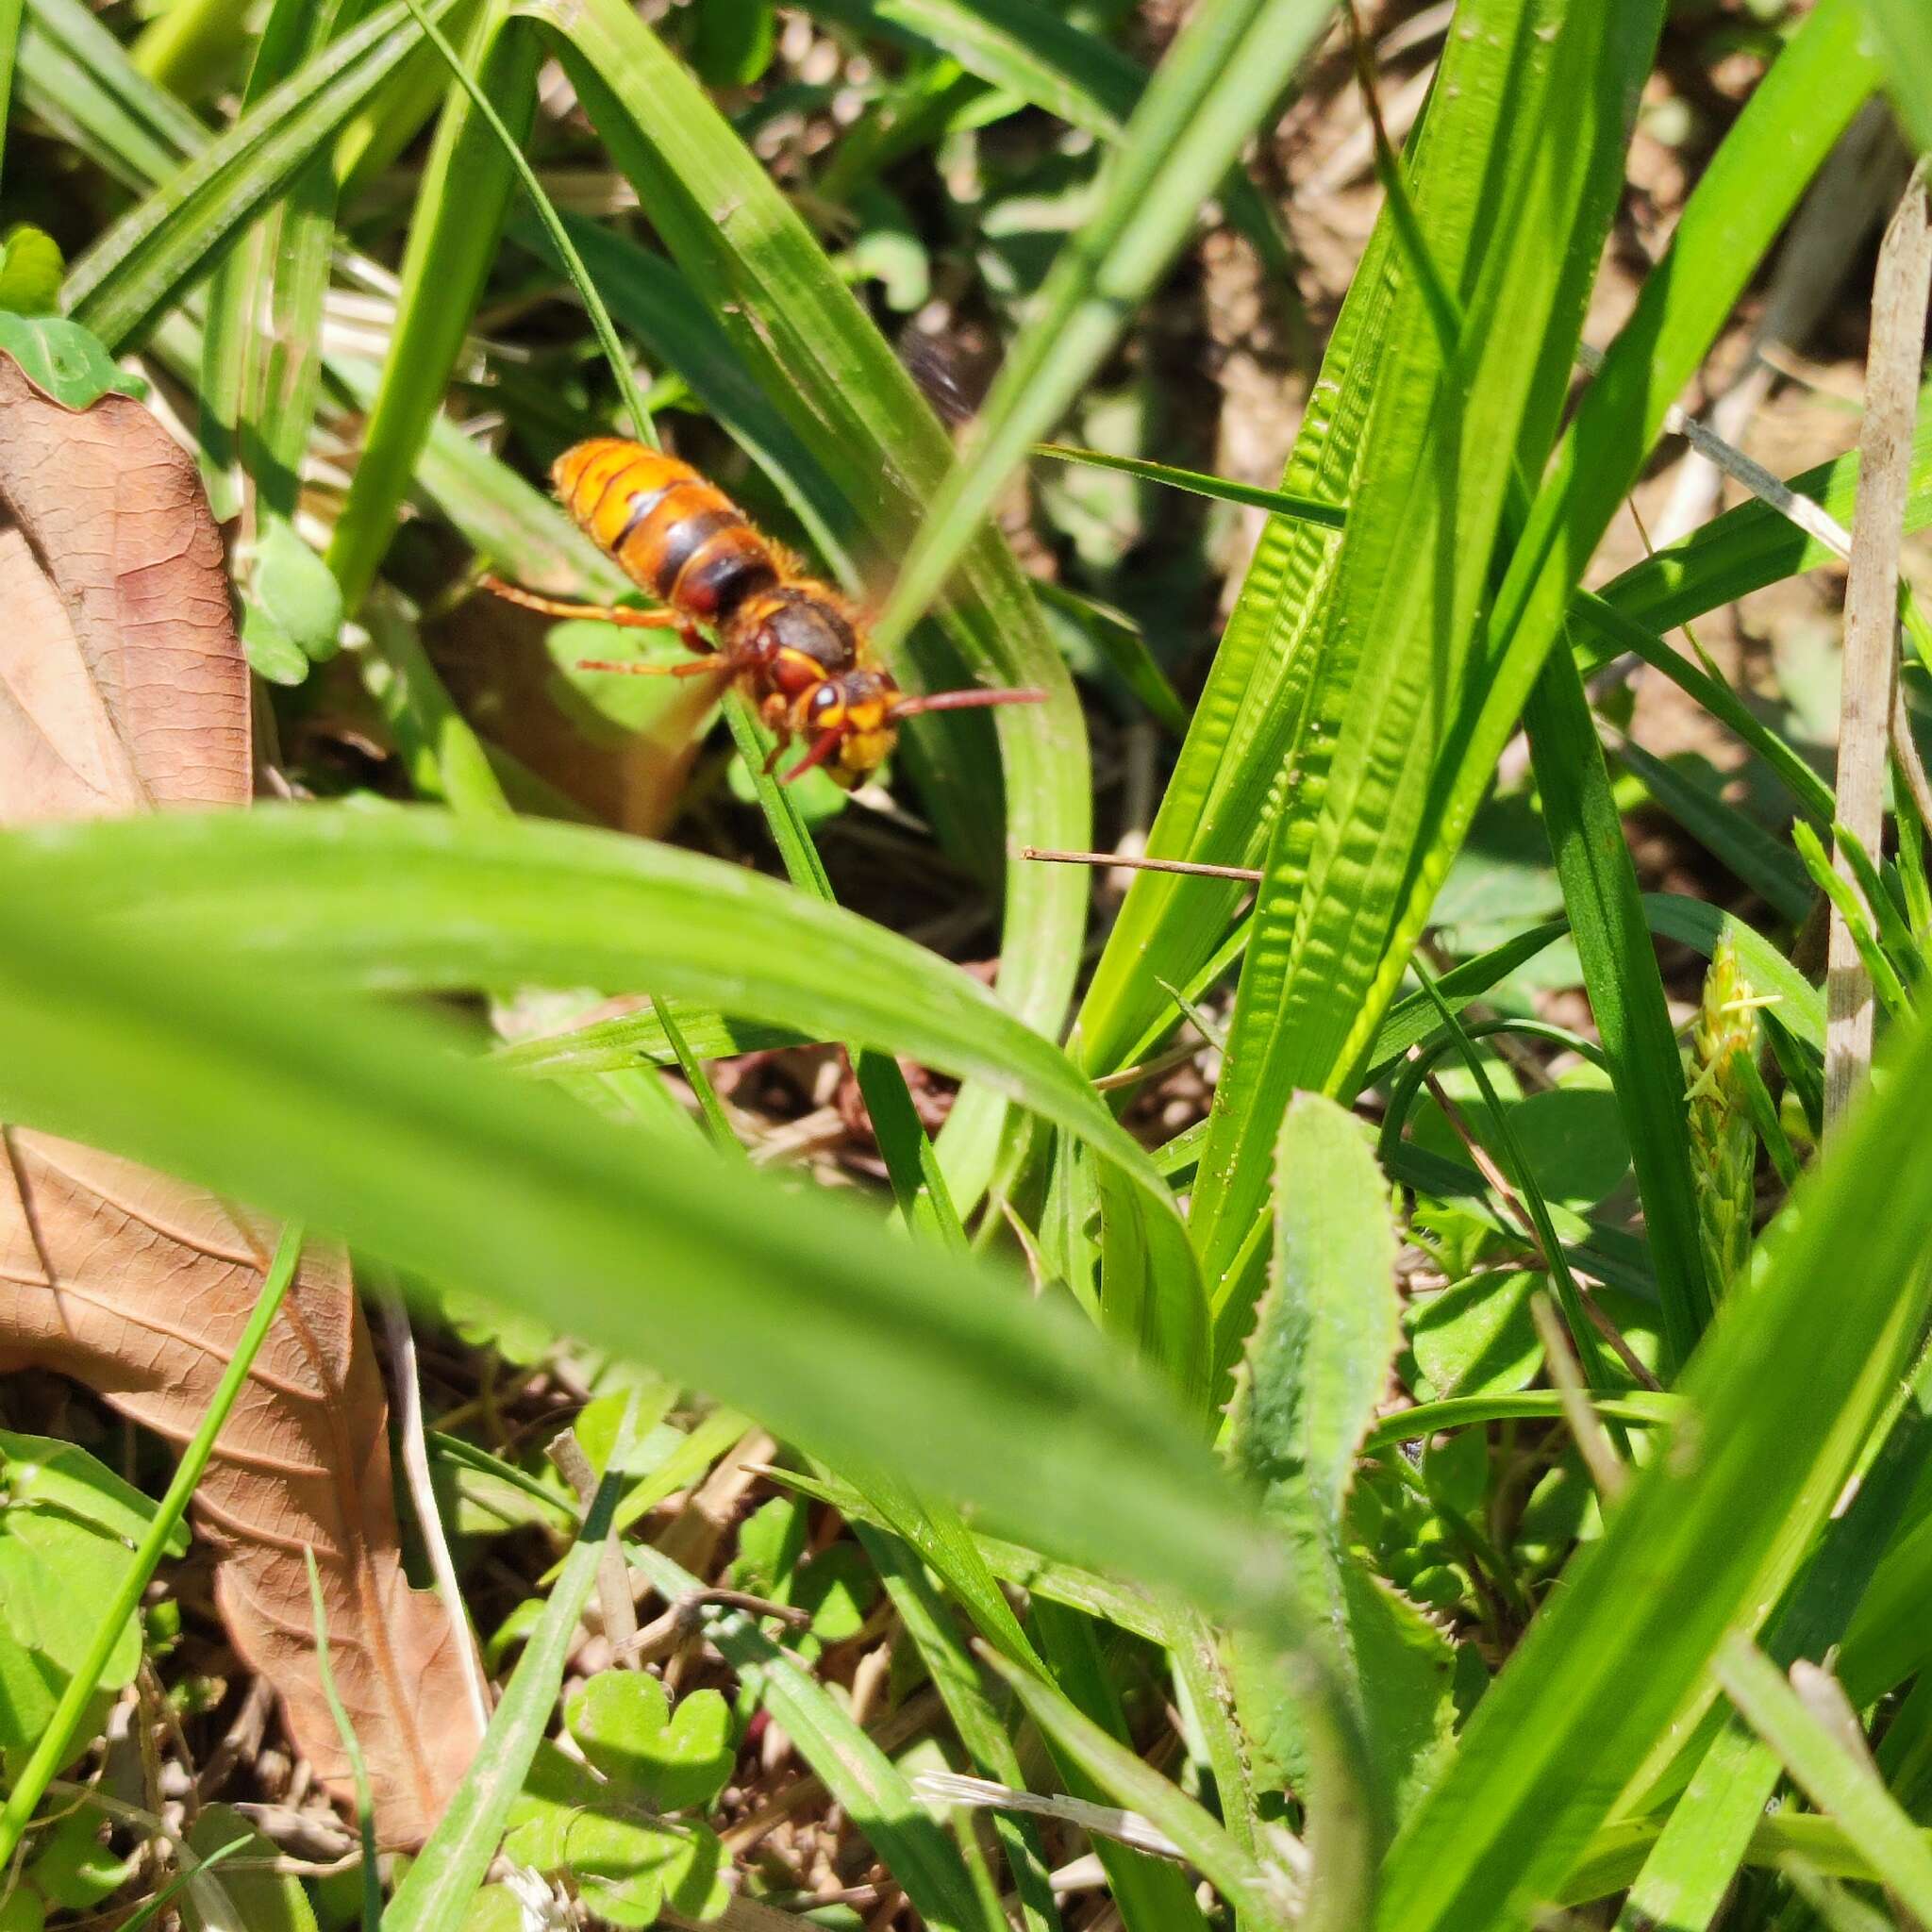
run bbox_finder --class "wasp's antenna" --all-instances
[783,728,845,783]
[888,687,1050,720]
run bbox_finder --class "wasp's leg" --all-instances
[575,656,724,678]
[480,575,705,653]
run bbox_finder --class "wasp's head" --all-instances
[797,667,901,784]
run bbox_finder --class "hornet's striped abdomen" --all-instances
[552,439,779,621]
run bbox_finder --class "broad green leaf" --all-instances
[501,1743,729,1926]
[1227,1093,1457,1832]
[0,315,145,407]
[1373,1013,1932,1932]
[566,1674,733,1814]
[252,515,345,660]
[0,1430,188,1555]
[182,1806,319,1932]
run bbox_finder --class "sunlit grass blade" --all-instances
[18,0,203,189]
[1034,444,1347,530]
[0,804,1177,1232]
[1714,1635,1932,1923]
[1865,0,1932,152]
[1524,649,1714,1374]
[61,0,463,349]
[326,2,541,609]
[869,0,1334,656]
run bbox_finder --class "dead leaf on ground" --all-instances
[0,352,482,1841]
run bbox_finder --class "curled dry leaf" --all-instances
[0,353,482,1841]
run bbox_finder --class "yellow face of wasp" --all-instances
[803,675,900,784]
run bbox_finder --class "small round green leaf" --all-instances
[567,1672,736,1815]
[0,229,66,317]
[252,517,345,662]
[242,601,311,687]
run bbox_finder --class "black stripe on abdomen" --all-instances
[650,508,742,599]
[678,544,779,619]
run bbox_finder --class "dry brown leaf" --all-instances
[0,353,482,1841]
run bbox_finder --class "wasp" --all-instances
[483,440,1045,786]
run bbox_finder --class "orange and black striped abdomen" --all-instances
[552,440,779,621]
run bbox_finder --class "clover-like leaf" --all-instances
[503,1741,728,1926]
[252,516,344,663]
[567,1672,735,1815]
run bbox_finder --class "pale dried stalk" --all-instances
[1826,172,1932,1130]
[547,1429,640,1661]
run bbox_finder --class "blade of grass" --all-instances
[0,804,1176,1236]
[0,1223,306,1870]
[1864,0,1932,152]
[1714,1635,1932,1923]
[62,0,464,350]
[1035,445,1347,530]
[869,0,1335,655]
[306,1549,382,1930]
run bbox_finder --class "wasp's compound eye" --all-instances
[808,684,841,719]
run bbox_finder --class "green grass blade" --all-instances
[62,0,463,349]
[384,1418,638,1932]
[1373,1016,1932,1932]
[1714,1635,1932,1923]
[326,2,540,609]
[0,804,1177,1234]
[870,0,1334,655]
[305,1549,382,1929]
[1035,444,1346,530]
[1864,0,1932,151]
[0,1224,305,1870]
[18,0,203,190]
[1524,648,1714,1374]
